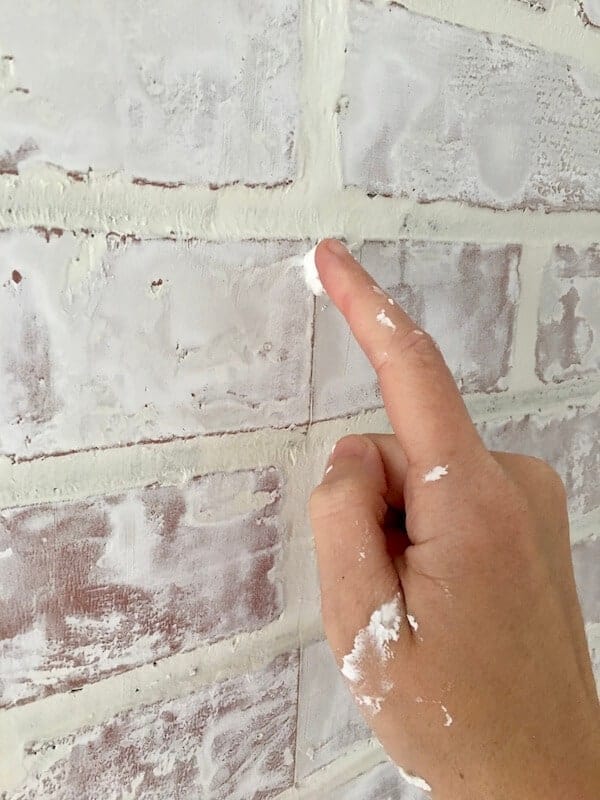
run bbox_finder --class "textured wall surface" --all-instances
[1,1,599,798]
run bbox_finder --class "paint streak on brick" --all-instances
[578,0,600,27]
[479,407,600,518]
[4,653,298,800]
[536,245,600,383]
[314,241,519,420]
[342,2,600,209]
[0,233,312,459]
[0,468,284,707]
[0,0,299,184]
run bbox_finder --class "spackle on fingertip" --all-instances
[303,245,325,296]
[376,310,396,330]
[423,465,448,483]
[325,465,333,475]
[441,704,453,727]
[397,766,432,793]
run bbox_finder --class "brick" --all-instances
[0,468,284,707]
[479,407,600,518]
[0,233,312,458]
[296,641,370,780]
[579,0,600,26]
[572,538,600,623]
[341,2,600,210]
[313,241,519,420]
[0,1,299,184]
[536,245,600,383]
[329,759,429,800]
[4,652,297,800]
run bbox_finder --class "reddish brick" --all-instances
[479,407,600,518]
[313,241,519,419]
[536,245,600,383]
[0,468,284,707]
[329,759,429,800]
[342,2,600,209]
[572,537,600,623]
[0,233,312,458]
[296,641,370,779]
[4,652,298,800]
[0,1,299,184]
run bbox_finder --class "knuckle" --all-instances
[309,476,366,520]
[381,329,442,376]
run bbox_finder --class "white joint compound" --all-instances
[376,310,396,330]
[407,613,419,632]
[423,465,449,483]
[397,765,432,793]
[303,245,325,296]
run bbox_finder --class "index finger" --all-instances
[314,239,483,467]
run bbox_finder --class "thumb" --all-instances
[309,435,410,673]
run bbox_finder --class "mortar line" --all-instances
[506,242,553,393]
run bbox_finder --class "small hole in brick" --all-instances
[11,269,22,284]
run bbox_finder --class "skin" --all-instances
[308,239,600,799]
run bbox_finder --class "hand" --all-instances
[308,240,600,799]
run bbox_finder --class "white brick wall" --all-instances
[0,1,599,798]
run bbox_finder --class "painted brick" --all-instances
[579,0,600,26]
[572,537,600,623]
[313,241,519,420]
[536,245,600,383]
[518,0,548,8]
[0,233,312,458]
[0,1,299,184]
[479,407,600,518]
[0,467,284,707]
[296,640,370,780]
[3,652,297,800]
[341,2,600,209]
[329,759,429,800]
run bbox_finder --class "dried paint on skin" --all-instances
[423,465,449,483]
[325,465,333,475]
[441,704,453,727]
[397,765,432,793]
[372,285,386,296]
[407,613,419,632]
[376,310,396,330]
[303,245,325,296]
[341,596,403,714]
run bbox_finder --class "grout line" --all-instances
[2,376,599,510]
[506,242,553,393]
[388,0,600,72]
[3,175,600,244]
[275,740,387,799]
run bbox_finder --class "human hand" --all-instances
[308,240,600,799]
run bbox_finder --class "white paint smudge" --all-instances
[441,704,453,727]
[407,613,419,632]
[397,765,432,793]
[341,596,403,713]
[423,465,449,483]
[376,310,396,330]
[0,548,14,560]
[388,297,394,305]
[358,549,366,561]
[372,285,386,296]
[325,465,333,475]
[303,245,325,296]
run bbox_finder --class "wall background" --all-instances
[0,0,599,797]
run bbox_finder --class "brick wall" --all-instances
[0,2,599,798]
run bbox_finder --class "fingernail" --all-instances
[324,239,349,258]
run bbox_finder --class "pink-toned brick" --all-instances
[296,640,370,779]
[572,537,600,623]
[0,467,283,707]
[329,759,429,800]
[536,245,600,383]
[0,233,312,458]
[0,1,299,184]
[313,241,519,420]
[342,2,600,209]
[479,407,600,518]
[5,653,298,800]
